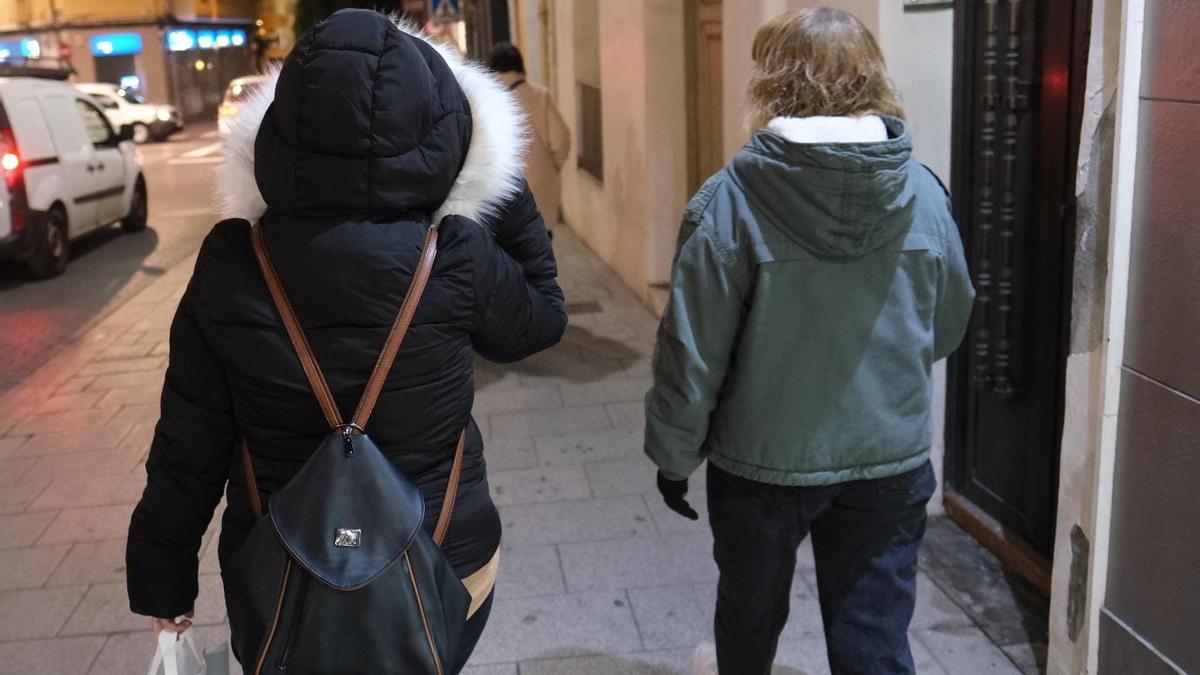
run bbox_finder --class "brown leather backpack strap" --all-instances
[242,439,264,520]
[432,429,467,547]
[351,224,440,429]
[250,224,342,429]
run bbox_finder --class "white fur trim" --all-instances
[766,115,888,144]
[215,20,528,226]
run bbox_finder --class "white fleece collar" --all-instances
[766,115,888,144]
[216,20,528,226]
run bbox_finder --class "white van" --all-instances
[0,76,147,277]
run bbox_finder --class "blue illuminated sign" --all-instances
[165,27,248,52]
[20,39,40,59]
[90,32,143,57]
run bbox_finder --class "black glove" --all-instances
[657,471,699,521]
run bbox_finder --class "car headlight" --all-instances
[155,108,173,122]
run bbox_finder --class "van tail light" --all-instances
[10,209,26,232]
[0,127,19,189]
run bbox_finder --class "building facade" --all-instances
[0,0,260,121]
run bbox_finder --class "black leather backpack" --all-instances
[224,222,471,675]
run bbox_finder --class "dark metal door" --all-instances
[947,0,1089,572]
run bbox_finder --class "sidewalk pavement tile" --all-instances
[0,436,28,460]
[480,436,537,471]
[518,650,689,675]
[516,357,631,388]
[488,465,592,506]
[14,425,133,458]
[499,496,657,547]
[0,510,58,549]
[912,571,978,631]
[10,407,120,438]
[559,377,653,408]
[1001,642,1045,675]
[88,624,236,675]
[28,474,146,511]
[0,635,106,675]
[560,534,718,595]
[32,391,107,416]
[53,377,96,396]
[585,456,664,498]
[0,476,49,514]
[96,384,161,408]
[47,541,128,587]
[914,625,1023,674]
[0,544,71,591]
[0,457,36,487]
[492,545,565,599]
[85,370,166,392]
[77,356,165,379]
[607,401,647,431]
[488,404,613,439]
[22,449,144,483]
[534,427,642,466]
[39,504,136,545]
[462,665,517,675]
[93,342,155,362]
[62,575,224,637]
[467,591,643,664]
[0,585,88,640]
[472,385,563,416]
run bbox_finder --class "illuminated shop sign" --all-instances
[0,38,41,61]
[90,32,143,57]
[165,28,247,52]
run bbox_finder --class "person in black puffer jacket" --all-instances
[125,10,566,671]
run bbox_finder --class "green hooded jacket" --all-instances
[645,117,975,486]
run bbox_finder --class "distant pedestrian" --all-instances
[644,8,974,675]
[126,10,565,673]
[487,43,571,235]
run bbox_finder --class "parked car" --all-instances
[0,76,148,277]
[218,74,269,137]
[76,83,183,143]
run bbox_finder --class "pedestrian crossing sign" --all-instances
[430,0,461,21]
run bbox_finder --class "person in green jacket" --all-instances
[644,8,975,675]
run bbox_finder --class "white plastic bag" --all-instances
[147,629,207,675]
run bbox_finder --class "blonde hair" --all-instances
[746,7,904,132]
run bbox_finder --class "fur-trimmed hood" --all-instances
[216,10,527,225]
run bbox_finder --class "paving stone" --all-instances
[585,456,663,498]
[0,585,88,640]
[29,474,147,511]
[94,342,155,362]
[517,650,689,675]
[0,456,36,486]
[0,435,30,460]
[23,449,144,483]
[10,407,120,438]
[468,591,643,664]
[772,633,833,674]
[607,401,646,430]
[54,377,97,396]
[105,405,162,434]
[39,504,136,545]
[88,624,238,675]
[0,510,58,549]
[517,357,632,387]
[33,391,108,416]
[493,545,565,599]
[77,356,166,378]
[535,428,642,466]
[86,370,166,392]
[0,475,49,514]
[559,534,717,593]
[481,436,538,471]
[488,465,591,506]
[62,575,225,636]
[0,635,106,675]
[914,626,1023,674]
[912,572,976,631]
[627,582,717,651]
[47,541,128,587]
[498,496,656,547]
[911,636,951,674]
[461,664,517,675]
[560,378,653,407]
[0,545,71,590]
[1001,642,1046,675]
[472,386,563,416]
[13,425,133,458]
[96,386,163,408]
[489,405,612,439]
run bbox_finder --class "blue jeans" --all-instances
[707,461,936,675]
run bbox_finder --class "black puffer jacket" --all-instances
[127,10,566,619]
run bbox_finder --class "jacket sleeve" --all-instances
[544,91,572,171]
[127,260,237,618]
[934,217,976,361]
[471,184,567,362]
[644,217,747,481]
